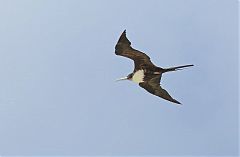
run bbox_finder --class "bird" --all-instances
[115,30,193,105]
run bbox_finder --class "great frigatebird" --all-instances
[115,30,193,105]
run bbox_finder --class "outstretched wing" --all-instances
[115,30,155,71]
[139,75,181,104]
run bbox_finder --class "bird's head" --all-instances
[116,73,133,82]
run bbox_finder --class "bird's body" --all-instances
[115,30,193,105]
[132,69,145,83]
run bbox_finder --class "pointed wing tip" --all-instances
[176,101,182,105]
[116,29,131,47]
[172,99,182,105]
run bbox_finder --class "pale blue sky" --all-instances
[0,0,238,156]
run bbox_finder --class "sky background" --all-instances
[0,0,238,156]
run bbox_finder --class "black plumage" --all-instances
[115,30,193,104]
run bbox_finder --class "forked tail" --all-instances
[163,64,194,73]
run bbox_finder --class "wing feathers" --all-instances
[116,30,131,46]
[139,75,181,104]
[115,30,155,71]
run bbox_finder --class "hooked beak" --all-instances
[115,76,128,82]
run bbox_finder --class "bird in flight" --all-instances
[115,30,193,105]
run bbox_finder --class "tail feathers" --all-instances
[163,64,194,72]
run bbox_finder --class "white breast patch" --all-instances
[132,70,144,83]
